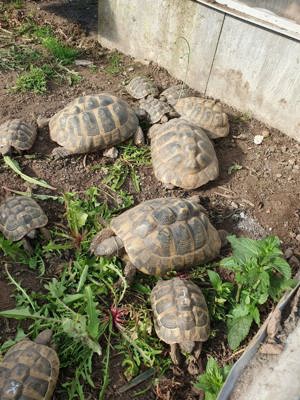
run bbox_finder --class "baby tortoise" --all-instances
[0,119,37,155]
[150,118,219,189]
[90,196,225,283]
[48,93,144,158]
[151,278,210,370]
[174,97,229,139]
[138,96,178,124]
[0,329,59,400]
[126,76,159,99]
[0,196,49,254]
[160,84,193,106]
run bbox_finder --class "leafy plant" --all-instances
[41,36,79,65]
[194,357,231,400]
[206,270,234,321]
[101,144,151,192]
[228,163,243,175]
[13,65,54,93]
[0,46,41,71]
[221,235,293,350]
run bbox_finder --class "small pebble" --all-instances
[284,248,294,259]
[128,67,134,72]
[276,173,282,178]
[254,135,264,145]
[75,59,93,66]
[296,234,300,242]
[103,147,119,159]
[289,256,300,269]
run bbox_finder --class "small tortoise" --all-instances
[150,118,219,189]
[160,84,193,106]
[151,278,210,367]
[90,196,224,282]
[138,96,178,124]
[0,119,37,155]
[126,76,159,99]
[0,196,49,254]
[174,97,229,139]
[0,330,59,400]
[48,93,144,158]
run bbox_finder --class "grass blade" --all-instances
[3,156,57,190]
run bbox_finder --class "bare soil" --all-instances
[0,1,300,399]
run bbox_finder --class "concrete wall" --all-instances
[98,0,300,142]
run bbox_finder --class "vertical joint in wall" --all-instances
[204,12,226,95]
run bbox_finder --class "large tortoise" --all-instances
[48,93,144,158]
[151,277,210,367]
[0,330,59,400]
[126,76,159,99]
[0,119,37,155]
[174,97,230,139]
[150,118,219,189]
[0,196,49,254]
[90,196,224,282]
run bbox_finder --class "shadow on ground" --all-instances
[41,0,98,35]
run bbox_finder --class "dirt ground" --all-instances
[0,1,299,399]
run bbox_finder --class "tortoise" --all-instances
[0,196,49,254]
[48,93,144,158]
[150,277,210,367]
[126,76,159,99]
[174,97,230,139]
[149,118,219,189]
[160,84,193,106]
[90,196,225,283]
[0,119,37,155]
[0,329,59,400]
[138,96,178,124]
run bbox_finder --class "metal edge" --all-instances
[192,0,300,41]
[217,278,300,400]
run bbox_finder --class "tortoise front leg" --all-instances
[21,237,34,255]
[40,227,51,241]
[51,146,74,159]
[170,343,181,365]
[114,260,137,289]
[133,126,145,146]
[186,342,203,375]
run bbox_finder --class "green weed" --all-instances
[105,52,122,75]
[100,143,151,192]
[13,65,53,93]
[0,46,42,71]
[228,163,243,175]
[194,357,231,400]
[221,235,294,350]
[41,36,79,65]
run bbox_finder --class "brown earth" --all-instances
[0,1,299,399]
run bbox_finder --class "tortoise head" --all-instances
[179,340,195,354]
[34,329,53,345]
[0,138,11,155]
[92,236,124,257]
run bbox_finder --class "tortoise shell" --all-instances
[0,338,59,400]
[0,119,37,155]
[110,197,221,276]
[174,97,229,139]
[160,85,193,106]
[138,97,173,124]
[150,118,219,189]
[126,76,159,99]
[151,278,210,344]
[49,93,139,154]
[0,196,48,241]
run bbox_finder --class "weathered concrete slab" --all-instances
[98,0,224,92]
[98,0,300,141]
[207,16,300,141]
